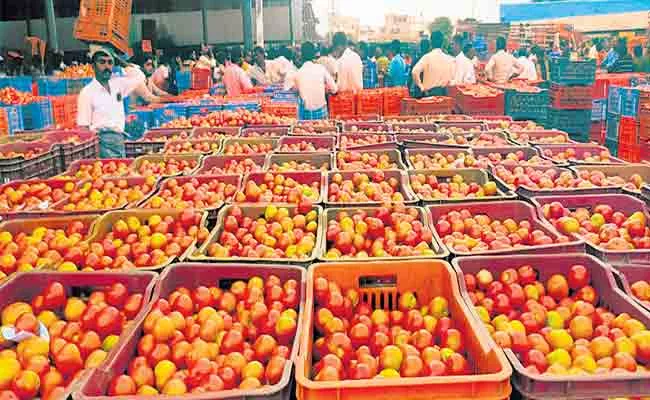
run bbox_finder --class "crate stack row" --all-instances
[545,58,597,143]
[604,85,650,162]
[328,87,410,118]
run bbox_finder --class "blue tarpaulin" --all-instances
[501,0,650,23]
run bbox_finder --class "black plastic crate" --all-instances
[0,150,58,183]
[550,58,597,86]
[125,140,164,158]
[504,89,548,121]
[545,108,592,137]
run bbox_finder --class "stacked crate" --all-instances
[590,76,610,144]
[605,85,649,162]
[546,58,596,142]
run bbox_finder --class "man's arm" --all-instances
[324,68,338,94]
[136,82,163,103]
[411,57,425,89]
[76,90,92,128]
[114,65,146,97]
[239,68,254,92]
[485,56,496,81]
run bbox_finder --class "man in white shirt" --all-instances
[331,32,363,93]
[77,46,145,158]
[516,48,538,81]
[285,42,337,120]
[316,46,338,79]
[411,31,455,97]
[454,42,477,85]
[248,46,270,85]
[486,37,522,84]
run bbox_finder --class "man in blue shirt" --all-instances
[386,40,407,87]
[359,42,377,89]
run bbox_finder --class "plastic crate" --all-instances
[549,57,597,86]
[436,121,487,131]
[618,142,641,162]
[127,107,154,131]
[328,92,356,118]
[241,126,291,138]
[52,176,157,213]
[296,259,512,400]
[355,89,383,116]
[324,170,418,206]
[1,269,157,399]
[175,70,191,93]
[0,141,58,182]
[222,137,278,155]
[549,84,593,110]
[383,87,409,116]
[50,95,78,128]
[46,130,99,173]
[21,99,54,131]
[191,126,240,139]
[235,171,326,204]
[163,138,221,155]
[504,89,548,121]
[607,86,622,115]
[545,108,592,139]
[537,143,625,166]
[277,136,335,153]
[335,149,406,171]
[605,137,619,157]
[531,193,650,264]
[591,99,606,121]
[36,77,68,96]
[619,116,640,145]
[620,87,641,118]
[404,148,476,170]
[339,133,397,150]
[197,153,266,175]
[66,78,92,95]
[570,164,650,196]
[606,113,620,141]
[190,68,212,90]
[74,0,132,53]
[193,204,323,264]
[341,122,391,133]
[428,200,584,257]
[613,264,650,312]
[265,153,333,172]
[508,129,573,146]
[0,106,23,136]
[186,103,222,118]
[152,103,187,126]
[0,76,32,92]
[130,153,201,177]
[74,262,305,400]
[409,168,516,204]
[390,122,438,133]
[85,208,208,270]
[401,97,454,116]
[456,92,505,116]
[60,158,134,179]
[453,253,650,400]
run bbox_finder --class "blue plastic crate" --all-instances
[550,57,596,86]
[127,109,154,131]
[65,78,92,95]
[606,114,620,140]
[21,100,53,131]
[222,102,260,112]
[187,104,222,117]
[591,99,607,121]
[505,89,549,121]
[1,106,24,135]
[36,78,68,96]
[153,103,187,126]
[0,76,32,93]
[545,108,592,136]
[619,87,640,118]
[607,86,622,115]
[605,137,618,157]
[176,71,191,93]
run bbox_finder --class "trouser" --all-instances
[98,130,126,158]
[419,87,448,98]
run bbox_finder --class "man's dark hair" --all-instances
[230,47,243,63]
[518,48,528,57]
[279,46,294,62]
[453,34,464,47]
[430,31,444,49]
[463,42,474,55]
[92,50,111,64]
[391,40,401,55]
[496,37,506,51]
[301,42,316,61]
[332,32,348,49]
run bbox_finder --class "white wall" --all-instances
[0,6,292,51]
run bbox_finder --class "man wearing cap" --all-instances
[77,46,146,158]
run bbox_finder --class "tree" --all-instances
[429,17,453,40]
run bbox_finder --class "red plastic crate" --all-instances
[75,262,305,400]
[401,97,454,115]
[356,89,383,116]
[589,122,605,144]
[328,92,356,117]
[190,68,212,90]
[619,115,640,145]
[0,108,8,137]
[74,0,132,54]
[618,142,641,162]
[549,84,593,110]
[382,87,409,116]
[456,93,505,116]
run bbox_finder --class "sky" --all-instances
[312,0,507,33]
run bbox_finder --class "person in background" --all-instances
[410,38,430,97]
[411,31,455,97]
[532,46,550,81]
[332,32,363,93]
[602,38,619,70]
[316,46,338,80]
[77,46,146,158]
[454,41,477,85]
[223,47,253,96]
[634,45,650,73]
[516,48,538,81]
[386,39,407,87]
[267,46,297,85]
[248,46,270,86]
[359,42,378,89]
[195,44,216,70]
[608,38,634,73]
[452,35,464,57]
[285,41,337,120]
[242,50,253,72]
[143,55,172,96]
[375,47,390,82]
[213,51,227,85]
[485,37,521,84]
